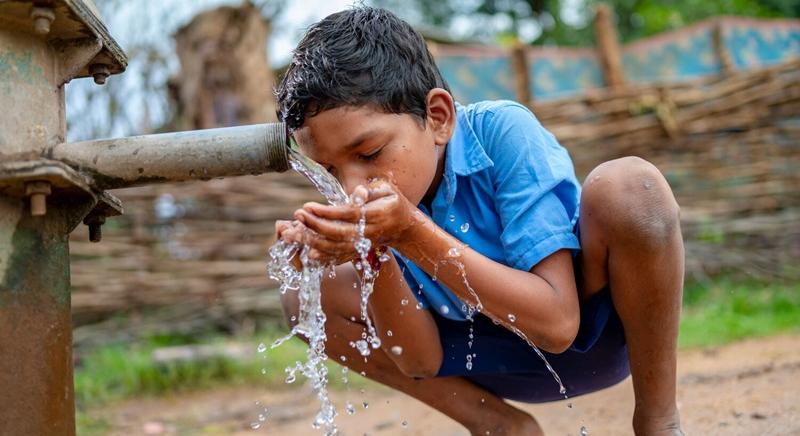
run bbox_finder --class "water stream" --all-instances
[266,144,567,433]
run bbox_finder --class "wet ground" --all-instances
[95,334,800,435]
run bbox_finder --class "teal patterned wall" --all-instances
[434,17,800,103]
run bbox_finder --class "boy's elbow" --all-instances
[540,312,580,354]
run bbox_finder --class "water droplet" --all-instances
[346,401,356,415]
[480,398,485,403]
[285,373,296,384]
[379,253,391,263]
[362,401,369,409]
[400,298,409,306]
[257,343,267,353]
[580,426,588,435]
[387,330,393,337]
[340,355,347,362]
[415,302,423,310]
[560,386,567,395]
[258,413,267,422]
[465,361,473,370]
[350,316,356,322]
[290,315,297,322]
[391,346,403,355]
[354,340,370,356]
[460,223,470,233]
[447,247,462,257]
[507,314,516,323]
[449,214,455,222]
[402,420,408,427]
[261,368,267,375]
[250,422,261,429]
[440,305,450,315]
[370,336,382,349]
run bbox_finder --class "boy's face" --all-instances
[291,90,455,206]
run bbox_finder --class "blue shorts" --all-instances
[433,287,630,403]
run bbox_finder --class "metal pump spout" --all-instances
[50,123,290,190]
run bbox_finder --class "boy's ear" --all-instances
[425,88,455,146]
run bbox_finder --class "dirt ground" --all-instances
[96,334,800,435]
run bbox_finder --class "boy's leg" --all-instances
[280,264,541,436]
[578,156,684,435]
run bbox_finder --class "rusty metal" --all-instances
[24,180,51,216]
[0,2,128,434]
[50,122,290,190]
[83,213,104,242]
[2,1,289,433]
[29,5,55,35]
[89,62,109,84]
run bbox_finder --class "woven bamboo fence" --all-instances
[69,59,799,345]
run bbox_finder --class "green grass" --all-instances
[74,278,799,434]
[678,279,800,348]
[74,328,367,405]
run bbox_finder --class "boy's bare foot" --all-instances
[633,408,684,436]
[472,408,543,436]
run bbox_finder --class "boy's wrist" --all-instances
[393,211,445,264]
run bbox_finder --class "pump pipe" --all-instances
[50,123,289,190]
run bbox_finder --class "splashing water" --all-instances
[268,143,567,434]
[443,247,567,396]
[352,203,381,354]
[267,145,384,434]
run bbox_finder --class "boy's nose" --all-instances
[339,172,370,196]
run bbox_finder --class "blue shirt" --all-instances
[393,100,582,321]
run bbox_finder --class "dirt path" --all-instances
[97,334,800,435]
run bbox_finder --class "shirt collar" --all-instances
[440,103,494,204]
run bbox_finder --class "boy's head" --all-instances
[276,7,456,204]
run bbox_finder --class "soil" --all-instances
[94,334,800,435]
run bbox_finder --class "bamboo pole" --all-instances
[593,3,626,89]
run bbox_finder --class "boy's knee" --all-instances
[583,156,680,246]
[395,356,442,379]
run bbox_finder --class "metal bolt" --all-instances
[83,215,106,243]
[89,64,110,85]
[30,6,55,35]
[25,181,52,217]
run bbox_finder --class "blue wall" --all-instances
[435,18,800,103]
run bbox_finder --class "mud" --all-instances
[93,334,800,435]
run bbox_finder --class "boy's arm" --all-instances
[297,185,580,354]
[364,251,443,377]
[396,213,580,353]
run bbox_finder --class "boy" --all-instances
[275,7,684,435]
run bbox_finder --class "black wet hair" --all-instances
[275,6,450,131]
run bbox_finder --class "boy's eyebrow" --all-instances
[343,128,381,151]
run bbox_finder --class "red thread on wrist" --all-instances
[367,245,388,272]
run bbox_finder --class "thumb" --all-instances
[350,185,369,206]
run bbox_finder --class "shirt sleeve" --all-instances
[480,102,582,272]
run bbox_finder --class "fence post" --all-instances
[510,41,532,105]
[712,19,734,76]
[594,3,626,89]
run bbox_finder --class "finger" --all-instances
[350,185,369,205]
[275,219,292,237]
[303,203,361,222]
[304,233,356,255]
[295,209,358,241]
[362,194,400,219]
